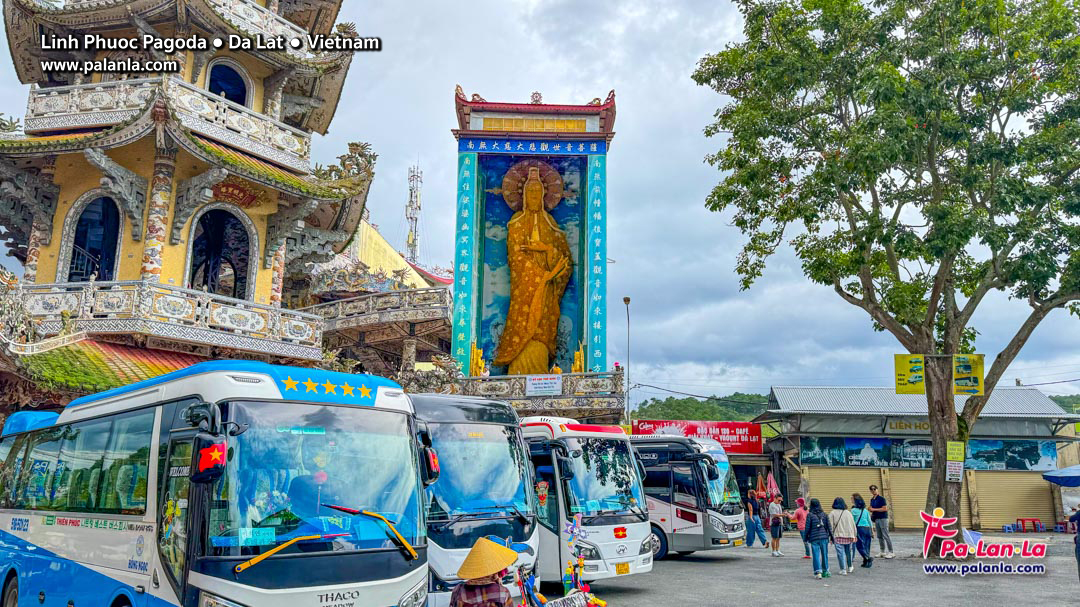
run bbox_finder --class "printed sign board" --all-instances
[946,460,964,483]
[632,419,763,454]
[525,374,563,396]
[953,354,984,396]
[946,441,966,462]
[895,354,926,394]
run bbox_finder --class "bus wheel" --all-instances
[2,578,16,607]
[650,526,668,560]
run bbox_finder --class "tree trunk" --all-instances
[924,354,963,557]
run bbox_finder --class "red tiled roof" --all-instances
[19,339,205,394]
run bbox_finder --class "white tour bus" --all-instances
[629,436,745,559]
[520,417,652,584]
[409,395,537,606]
[0,361,439,607]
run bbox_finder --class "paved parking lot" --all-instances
[591,531,1076,606]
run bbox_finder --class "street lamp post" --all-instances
[623,296,631,425]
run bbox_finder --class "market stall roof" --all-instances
[1043,465,1080,488]
[756,386,1080,422]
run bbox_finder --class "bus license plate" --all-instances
[734,539,744,546]
[615,562,630,575]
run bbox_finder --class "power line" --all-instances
[1020,377,1080,387]
[632,383,768,406]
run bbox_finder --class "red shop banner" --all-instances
[632,419,763,454]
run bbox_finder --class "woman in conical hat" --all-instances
[450,537,518,607]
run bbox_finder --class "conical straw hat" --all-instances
[457,537,519,580]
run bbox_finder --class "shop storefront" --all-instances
[755,386,1080,530]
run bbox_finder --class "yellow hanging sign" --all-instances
[953,354,984,396]
[946,441,966,462]
[894,354,926,394]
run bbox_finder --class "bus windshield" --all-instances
[207,401,423,557]
[426,423,530,519]
[561,437,645,518]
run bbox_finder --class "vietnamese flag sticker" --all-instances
[198,443,226,472]
[614,527,627,539]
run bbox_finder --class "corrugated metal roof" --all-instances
[769,386,1078,419]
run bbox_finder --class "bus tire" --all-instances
[2,576,16,607]
[650,525,668,560]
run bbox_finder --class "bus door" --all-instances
[642,466,673,535]
[153,431,195,606]
[527,442,564,582]
[670,463,704,540]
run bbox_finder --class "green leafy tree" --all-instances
[693,0,1080,532]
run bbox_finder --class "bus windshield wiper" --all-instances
[475,504,533,525]
[432,512,490,532]
[581,508,626,524]
[321,503,418,561]
[233,533,349,574]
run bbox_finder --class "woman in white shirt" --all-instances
[828,497,858,574]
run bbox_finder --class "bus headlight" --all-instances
[639,536,654,555]
[200,593,247,607]
[575,541,602,561]
[398,576,428,607]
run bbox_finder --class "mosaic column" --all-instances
[141,146,176,281]
[23,155,57,284]
[269,243,286,307]
[401,338,417,372]
[450,152,479,373]
[586,154,608,372]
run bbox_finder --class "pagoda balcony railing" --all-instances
[25,77,159,134]
[206,0,322,62]
[24,77,311,172]
[19,280,322,360]
[457,369,625,401]
[302,287,453,332]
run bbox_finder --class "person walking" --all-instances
[828,497,857,575]
[869,484,894,558]
[768,494,785,556]
[805,498,832,579]
[851,493,874,568]
[790,497,810,559]
[744,488,767,548]
[1070,506,1079,582]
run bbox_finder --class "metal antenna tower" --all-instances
[405,165,422,264]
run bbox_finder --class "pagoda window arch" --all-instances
[206,58,252,108]
[57,189,125,284]
[184,203,259,301]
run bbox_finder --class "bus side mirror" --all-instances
[422,446,441,486]
[191,433,227,484]
[707,464,720,481]
[636,458,646,480]
[556,455,575,481]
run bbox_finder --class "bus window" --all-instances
[56,417,111,512]
[16,427,62,510]
[530,451,559,532]
[1,434,28,508]
[159,439,193,591]
[98,409,154,514]
[672,464,698,510]
[644,468,671,500]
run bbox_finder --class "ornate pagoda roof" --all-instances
[4,0,354,134]
[453,86,617,140]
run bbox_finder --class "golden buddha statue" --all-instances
[494,166,572,375]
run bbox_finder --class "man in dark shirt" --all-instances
[869,484,894,558]
[1070,507,1079,582]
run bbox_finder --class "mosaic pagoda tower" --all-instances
[0,0,373,402]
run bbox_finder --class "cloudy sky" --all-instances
[1,0,1078,402]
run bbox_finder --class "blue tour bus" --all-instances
[0,361,438,607]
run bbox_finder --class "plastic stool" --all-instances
[1034,522,1046,532]
[1001,524,1015,532]
[1054,524,1065,533]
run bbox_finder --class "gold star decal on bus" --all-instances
[341,382,355,396]
[359,384,372,398]
[322,380,338,395]
[302,378,318,393]
[281,376,299,391]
